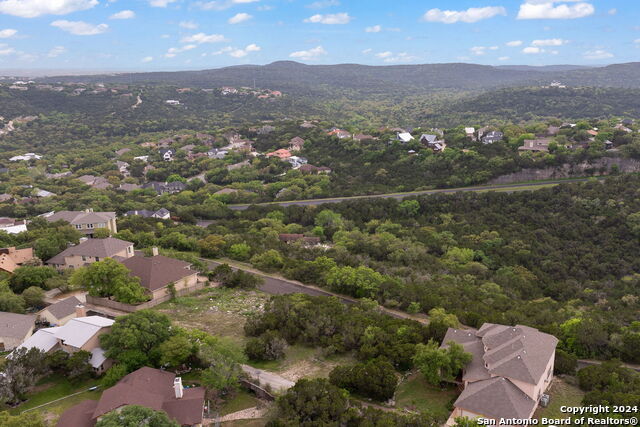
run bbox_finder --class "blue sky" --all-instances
[0,0,637,71]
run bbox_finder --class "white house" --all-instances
[9,153,42,162]
[396,132,414,143]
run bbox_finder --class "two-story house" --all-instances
[442,323,558,426]
[44,210,117,237]
[46,237,134,269]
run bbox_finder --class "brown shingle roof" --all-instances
[43,296,82,321]
[0,247,33,273]
[0,312,34,339]
[120,255,195,291]
[47,237,133,266]
[56,399,98,427]
[454,377,537,420]
[45,210,116,225]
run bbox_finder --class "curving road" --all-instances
[227,178,596,210]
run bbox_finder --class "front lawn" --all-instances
[395,373,458,419]
[534,377,585,421]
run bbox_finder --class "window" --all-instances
[95,257,100,261]
[81,256,86,262]
[127,247,132,253]
[87,223,94,229]
[75,224,82,229]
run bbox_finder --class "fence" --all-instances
[86,282,207,313]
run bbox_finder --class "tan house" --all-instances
[16,313,114,373]
[442,323,557,426]
[46,237,134,269]
[44,209,118,236]
[58,367,205,427]
[288,137,305,151]
[38,296,83,326]
[0,312,35,350]
[0,247,35,274]
[120,250,198,301]
[519,138,552,153]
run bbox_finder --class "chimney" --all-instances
[75,304,87,318]
[152,247,159,257]
[173,377,183,399]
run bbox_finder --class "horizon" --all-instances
[0,0,637,71]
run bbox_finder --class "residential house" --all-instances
[115,148,131,157]
[165,100,180,105]
[547,126,560,136]
[587,130,599,137]
[38,296,83,326]
[0,247,35,274]
[396,132,414,143]
[279,234,321,246]
[35,189,56,198]
[287,156,308,168]
[45,171,72,179]
[227,160,251,171]
[124,208,171,220]
[179,144,196,154]
[160,148,176,161]
[17,314,114,373]
[477,127,491,140]
[214,188,239,196]
[621,119,634,127]
[9,153,42,162]
[604,140,614,150]
[442,323,557,426]
[120,250,199,301]
[519,138,552,153]
[300,121,316,129]
[288,137,305,151]
[266,149,293,160]
[0,218,26,234]
[327,128,351,139]
[133,155,149,163]
[47,237,134,269]
[116,161,130,176]
[482,131,504,144]
[207,149,228,159]
[0,312,35,350]
[44,210,118,236]
[257,125,276,135]
[0,194,12,203]
[196,133,215,145]
[615,124,633,133]
[58,367,205,427]
[142,181,187,195]
[118,183,141,192]
[77,175,112,190]
[465,127,476,140]
[420,134,447,152]
[299,164,332,174]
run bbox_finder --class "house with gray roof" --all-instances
[46,237,134,269]
[124,208,170,220]
[0,312,35,350]
[38,296,83,326]
[43,209,117,236]
[442,323,558,425]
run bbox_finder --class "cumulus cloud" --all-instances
[47,46,66,57]
[51,20,108,36]
[583,49,613,60]
[365,25,381,33]
[289,45,327,60]
[229,43,260,58]
[306,0,339,8]
[228,12,252,24]
[110,10,135,19]
[0,29,16,38]
[498,56,510,61]
[523,46,543,54]
[608,8,617,15]
[181,32,227,43]
[422,6,506,24]
[517,1,595,20]
[141,56,153,62]
[531,38,568,46]
[0,43,15,55]
[149,0,177,7]
[304,12,352,24]
[194,0,259,11]
[362,48,372,54]
[165,44,197,58]
[375,51,418,63]
[0,0,97,18]
[179,21,198,29]
[506,40,523,47]
[471,45,498,55]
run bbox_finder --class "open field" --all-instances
[534,377,585,421]
[395,373,459,419]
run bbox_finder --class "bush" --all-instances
[329,358,398,401]
[244,331,288,361]
[21,286,45,308]
[9,266,57,293]
[250,250,284,272]
[554,349,578,375]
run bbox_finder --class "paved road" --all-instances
[241,365,295,392]
[228,178,594,210]
[577,359,640,372]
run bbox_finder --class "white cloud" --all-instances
[362,48,372,54]
[212,46,234,55]
[47,46,66,57]
[306,0,339,9]
[375,51,418,63]
[304,12,352,24]
[181,32,227,44]
[165,44,197,58]
[142,56,153,62]
[228,12,252,24]
[229,43,261,58]
[531,38,567,46]
[608,8,617,15]
[635,39,640,45]
[365,25,381,33]
[0,29,16,38]
[0,44,15,55]
[194,0,259,11]
[422,6,506,24]
[375,51,392,59]
[517,1,595,20]
[470,45,498,55]
[51,20,108,36]
[0,0,97,18]
[110,10,135,19]
[583,49,613,60]
[523,46,543,54]
[149,0,177,7]
[180,21,198,29]
[506,40,523,47]
[289,45,327,61]
[498,56,510,61]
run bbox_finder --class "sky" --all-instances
[0,0,637,71]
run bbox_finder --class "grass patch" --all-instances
[222,420,267,427]
[218,390,262,416]
[395,373,458,418]
[535,377,585,421]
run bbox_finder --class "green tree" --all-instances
[398,199,420,217]
[325,265,384,298]
[95,405,179,427]
[158,335,195,369]
[65,350,93,379]
[329,358,398,401]
[9,266,57,293]
[244,331,288,361]
[250,249,284,272]
[92,228,111,238]
[228,243,251,261]
[197,235,226,258]
[413,340,471,385]
[21,286,45,308]
[0,290,26,313]
[70,258,148,304]
[554,349,577,375]
[426,308,460,341]
[0,412,46,427]
[101,364,129,388]
[0,348,49,404]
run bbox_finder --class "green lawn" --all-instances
[535,377,585,421]
[395,373,458,419]
[218,390,262,416]
[222,420,267,427]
